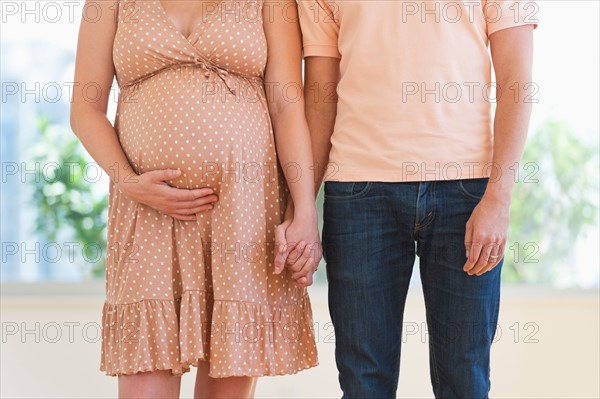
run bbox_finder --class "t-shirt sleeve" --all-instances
[486,0,539,37]
[297,0,341,58]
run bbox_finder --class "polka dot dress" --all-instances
[100,0,319,378]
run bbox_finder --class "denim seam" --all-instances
[414,211,433,230]
[457,179,486,202]
[414,182,436,231]
[323,181,374,201]
[423,288,442,396]
[413,182,421,240]
[420,183,441,394]
[393,334,402,396]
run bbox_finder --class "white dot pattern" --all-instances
[100,0,318,378]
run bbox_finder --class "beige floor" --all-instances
[1,283,598,398]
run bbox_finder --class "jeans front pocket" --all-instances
[324,181,373,201]
[457,177,489,202]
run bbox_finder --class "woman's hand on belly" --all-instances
[117,169,218,221]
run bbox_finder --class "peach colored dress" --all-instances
[100,0,318,378]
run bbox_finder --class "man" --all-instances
[291,0,538,397]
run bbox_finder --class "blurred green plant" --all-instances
[313,119,599,287]
[27,116,598,285]
[505,119,599,285]
[29,115,108,278]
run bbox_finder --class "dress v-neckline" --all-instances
[155,0,226,43]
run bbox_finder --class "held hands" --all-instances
[463,194,510,276]
[118,168,322,281]
[116,169,218,221]
[274,208,323,288]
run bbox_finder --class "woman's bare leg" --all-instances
[194,360,258,399]
[119,370,182,399]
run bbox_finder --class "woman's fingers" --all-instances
[163,192,217,215]
[156,182,218,214]
[274,222,291,274]
[175,195,219,208]
[168,213,197,221]
[289,243,314,275]
[286,241,307,272]
[294,272,314,287]
[275,237,321,287]
[163,203,214,215]
[123,170,218,219]
[291,258,315,280]
[151,170,216,202]
[284,242,303,267]
[180,204,215,215]
[162,186,216,202]
[175,188,217,202]
[147,168,182,183]
[291,244,317,279]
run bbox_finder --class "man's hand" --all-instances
[274,209,322,287]
[463,195,510,276]
[463,23,535,276]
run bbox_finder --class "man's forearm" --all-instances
[307,104,336,195]
[304,56,340,196]
[485,95,532,205]
[485,24,534,205]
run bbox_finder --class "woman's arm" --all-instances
[70,0,217,220]
[263,0,322,286]
[70,0,127,180]
[263,0,317,216]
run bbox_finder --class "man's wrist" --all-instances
[482,183,513,206]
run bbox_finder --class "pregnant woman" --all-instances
[70,0,321,397]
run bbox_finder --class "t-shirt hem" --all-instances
[323,166,493,183]
[303,44,342,59]
[488,18,538,37]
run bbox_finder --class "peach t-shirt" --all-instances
[298,0,538,182]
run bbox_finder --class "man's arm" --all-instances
[464,24,535,276]
[306,56,341,194]
[280,56,340,223]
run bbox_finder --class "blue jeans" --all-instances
[322,178,503,399]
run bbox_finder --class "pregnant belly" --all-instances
[116,70,274,191]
